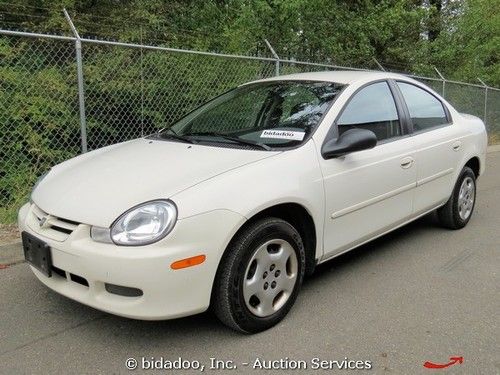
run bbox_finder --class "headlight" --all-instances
[92,200,177,246]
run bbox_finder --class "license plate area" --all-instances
[22,231,52,277]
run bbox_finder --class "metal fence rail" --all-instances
[0,24,499,223]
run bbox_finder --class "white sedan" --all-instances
[18,71,487,333]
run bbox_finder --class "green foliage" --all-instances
[1,0,498,81]
[0,38,80,222]
[424,0,500,86]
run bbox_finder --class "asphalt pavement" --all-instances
[1,152,499,374]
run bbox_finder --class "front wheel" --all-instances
[212,217,305,333]
[437,166,477,229]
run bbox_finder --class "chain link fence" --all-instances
[82,41,276,149]
[0,28,499,223]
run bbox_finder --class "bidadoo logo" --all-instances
[260,129,305,141]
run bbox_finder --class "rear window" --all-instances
[397,82,448,131]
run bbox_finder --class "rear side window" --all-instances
[337,81,401,141]
[397,82,448,131]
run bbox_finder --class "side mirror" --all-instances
[321,128,377,159]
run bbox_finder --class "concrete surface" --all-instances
[0,242,23,266]
[0,153,498,374]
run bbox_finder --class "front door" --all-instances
[318,81,417,258]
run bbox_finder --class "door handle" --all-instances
[452,141,462,151]
[400,157,414,169]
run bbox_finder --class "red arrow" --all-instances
[424,356,463,369]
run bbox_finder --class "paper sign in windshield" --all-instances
[260,130,305,141]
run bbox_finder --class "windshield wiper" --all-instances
[158,129,196,144]
[184,131,271,150]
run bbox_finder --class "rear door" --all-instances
[394,81,463,215]
[319,80,417,258]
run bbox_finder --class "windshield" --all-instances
[157,80,345,149]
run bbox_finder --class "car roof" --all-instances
[244,70,416,86]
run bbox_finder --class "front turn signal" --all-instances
[171,255,206,270]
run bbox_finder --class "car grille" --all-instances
[28,204,80,241]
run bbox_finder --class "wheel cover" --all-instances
[242,239,298,318]
[458,176,475,221]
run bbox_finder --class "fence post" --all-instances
[140,26,144,137]
[478,78,488,128]
[264,39,280,76]
[63,8,88,153]
[434,67,446,98]
[372,58,386,71]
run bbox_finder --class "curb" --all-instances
[487,145,500,153]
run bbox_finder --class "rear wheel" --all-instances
[212,217,305,333]
[437,166,476,229]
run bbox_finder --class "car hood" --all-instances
[32,138,279,227]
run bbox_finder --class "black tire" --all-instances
[212,217,306,333]
[437,166,477,229]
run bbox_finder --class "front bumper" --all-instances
[18,203,245,320]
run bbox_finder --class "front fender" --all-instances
[171,140,326,260]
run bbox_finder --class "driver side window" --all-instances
[337,82,401,141]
